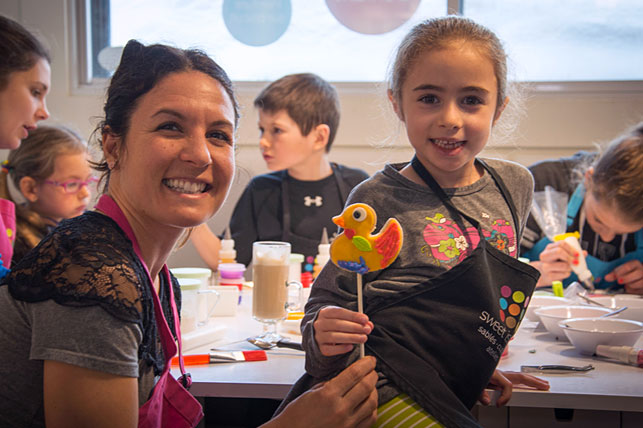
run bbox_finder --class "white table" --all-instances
[495,322,643,413]
[179,289,305,400]
[177,289,643,425]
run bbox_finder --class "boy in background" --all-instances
[192,73,369,274]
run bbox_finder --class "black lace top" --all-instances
[2,211,181,376]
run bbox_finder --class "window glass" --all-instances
[94,0,643,82]
[464,0,643,81]
[106,0,445,82]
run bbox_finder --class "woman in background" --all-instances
[0,126,94,264]
[0,15,51,271]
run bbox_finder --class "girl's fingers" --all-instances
[319,343,355,356]
[319,306,371,325]
[316,317,372,335]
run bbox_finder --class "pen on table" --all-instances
[171,350,267,365]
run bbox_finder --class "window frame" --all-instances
[69,0,643,96]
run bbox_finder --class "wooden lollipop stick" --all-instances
[330,203,403,361]
[357,273,364,358]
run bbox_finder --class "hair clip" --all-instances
[1,160,12,174]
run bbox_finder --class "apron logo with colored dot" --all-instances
[498,285,528,329]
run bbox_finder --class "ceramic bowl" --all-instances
[525,295,574,322]
[535,305,614,339]
[587,295,643,323]
[560,317,643,355]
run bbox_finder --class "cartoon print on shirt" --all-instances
[422,212,516,268]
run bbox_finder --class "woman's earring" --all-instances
[107,159,116,170]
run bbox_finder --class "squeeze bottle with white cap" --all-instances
[596,345,643,368]
[313,227,330,279]
[554,231,594,291]
[219,226,237,264]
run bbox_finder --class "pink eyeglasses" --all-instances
[44,176,99,194]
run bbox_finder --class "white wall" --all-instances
[3,0,643,268]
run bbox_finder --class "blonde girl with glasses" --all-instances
[0,125,93,264]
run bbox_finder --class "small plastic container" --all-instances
[178,278,201,334]
[289,253,304,283]
[178,277,219,333]
[218,263,246,304]
[171,267,212,289]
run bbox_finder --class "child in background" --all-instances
[192,73,369,273]
[278,17,549,427]
[521,122,643,293]
[0,125,94,263]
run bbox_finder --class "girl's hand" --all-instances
[314,306,373,356]
[605,260,643,295]
[479,369,550,407]
[533,241,579,287]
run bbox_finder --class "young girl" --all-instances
[521,122,643,293]
[0,15,51,270]
[281,17,548,427]
[0,125,94,264]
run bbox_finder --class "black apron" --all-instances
[280,163,353,258]
[364,157,540,428]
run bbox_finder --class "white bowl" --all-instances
[588,295,643,323]
[525,295,574,322]
[560,317,643,355]
[534,305,614,339]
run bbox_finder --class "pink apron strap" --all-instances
[95,195,202,427]
[95,195,188,379]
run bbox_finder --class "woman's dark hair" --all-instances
[93,40,240,186]
[0,15,50,91]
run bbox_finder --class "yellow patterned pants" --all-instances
[373,393,445,428]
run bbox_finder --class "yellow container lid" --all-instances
[170,267,212,280]
[177,278,201,290]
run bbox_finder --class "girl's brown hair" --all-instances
[589,122,643,222]
[388,16,507,113]
[7,125,86,186]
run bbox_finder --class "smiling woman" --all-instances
[0,40,240,428]
[0,39,378,428]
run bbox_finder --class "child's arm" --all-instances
[605,259,643,294]
[301,264,371,379]
[190,224,222,271]
[479,369,550,407]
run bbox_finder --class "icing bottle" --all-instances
[554,231,594,291]
[313,227,330,279]
[219,226,237,264]
[596,345,643,368]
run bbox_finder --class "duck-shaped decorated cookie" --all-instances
[330,203,403,274]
